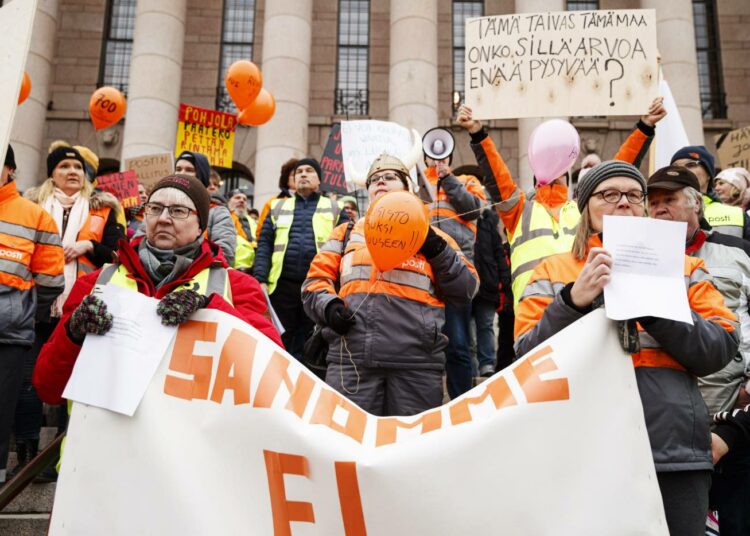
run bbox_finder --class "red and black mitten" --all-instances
[156,289,210,326]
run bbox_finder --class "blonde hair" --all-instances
[571,208,593,260]
[36,175,94,203]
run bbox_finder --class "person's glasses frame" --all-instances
[591,189,646,204]
[366,172,403,188]
[144,202,197,220]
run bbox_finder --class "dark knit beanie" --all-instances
[294,158,322,180]
[47,146,86,177]
[149,174,211,230]
[576,160,647,211]
[670,146,716,179]
[4,145,16,170]
[175,151,212,187]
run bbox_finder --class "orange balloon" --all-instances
[89,86,126,130]
[364,191,430,272]
[237,89,275,127]
[18,72,31,105]
[225,60,262,110]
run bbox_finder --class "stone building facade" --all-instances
[9,0,750,209]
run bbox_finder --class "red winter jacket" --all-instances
[33,237,283,404]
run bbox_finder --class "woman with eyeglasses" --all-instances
[33,174,282,405]
[513,160,739,536]
[302,154,478,416]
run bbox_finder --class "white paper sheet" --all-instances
[603,215,692,324]
[63,285,177,416]
[261,287,285,336]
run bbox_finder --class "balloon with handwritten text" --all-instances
[88,87,126,130]
[528,119,580,185]
[225,60,262,110]
[364,191,429,272]
[18,72,31,105]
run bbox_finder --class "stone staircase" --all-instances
[0,427,58,536]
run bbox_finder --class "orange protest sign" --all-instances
[175,103,237,168]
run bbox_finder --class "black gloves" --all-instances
[419,227,448,260]
[67,295,114,344]
[157,289,210,326]
[325,300,356,335]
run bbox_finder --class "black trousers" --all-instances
[270,278,314,361]
[657,470,712,536]
[710,449,750,536]
[0,344,27,476]
[13,321,55,442]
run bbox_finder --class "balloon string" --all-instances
[431,198,510,225]
[337,271,381,396]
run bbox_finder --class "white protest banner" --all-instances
[341,120,422,188]
[0,0,37,168]
[715,126,750,171]
[465,9,658,119]
[50,306,667,535]
[652,74,690,172]
[123,152,175,190]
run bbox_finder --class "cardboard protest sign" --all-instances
[51,308,667,535]
[320,123,348,194]
[0,0,37,169]
[715,126,750,171]
[175,104,237,168]
[340,120,422,189]
[123,152,174,190]
[464,9,658,119]
[96,170,139,209]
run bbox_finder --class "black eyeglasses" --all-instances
[366,173,403,188]
[144,202,197,220]
[591,189,646,204]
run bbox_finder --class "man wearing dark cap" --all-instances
[648,165,750,535]
[671,145,750,241]
[0,145,65,485]
[254,157,348,360]
[171,150,236,266]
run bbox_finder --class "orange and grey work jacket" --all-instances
[471,120,655,307]
[423,167,486,262]
[302,218,479,369]
[0,181,64,345]
[514,234,739,472]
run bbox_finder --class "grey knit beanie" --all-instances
[576,160,647,211]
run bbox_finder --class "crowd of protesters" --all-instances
[1,97,750,535]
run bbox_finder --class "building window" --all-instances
[693,0,726,119]
[99,0,136,93]
[217,0,257,113]
[335,0,369,116]
[452,1,483,113]
[566,1,599,10]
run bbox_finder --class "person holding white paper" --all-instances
[513,160,739,536]
[32,174,282,407]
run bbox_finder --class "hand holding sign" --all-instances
[364,191,429,272]
[89,87,126,130]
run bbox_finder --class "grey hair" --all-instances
[682,186,704,218]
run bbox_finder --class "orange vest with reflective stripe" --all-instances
[515,235,737,371]
[76,206,111,276]
[424,167,483,237]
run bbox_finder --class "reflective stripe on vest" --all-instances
[95,263,233,303]
[267,196,338,294]
[508,200,580,307]
[703,195,744,238]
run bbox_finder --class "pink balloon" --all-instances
[528,120,580,186]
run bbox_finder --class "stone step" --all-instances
[0,513,50,536]
[2,482,56,514]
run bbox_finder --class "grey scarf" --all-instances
[139,238,204,288]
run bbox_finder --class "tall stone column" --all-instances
[515,0,565,192]
[388,0,438,135]
[253,0,313,209]
[10,0,59,189]
[120,0,187,163]
[640,0,704,145]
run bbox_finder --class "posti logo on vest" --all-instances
[0,248,24,262]
[400,257,426,271]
